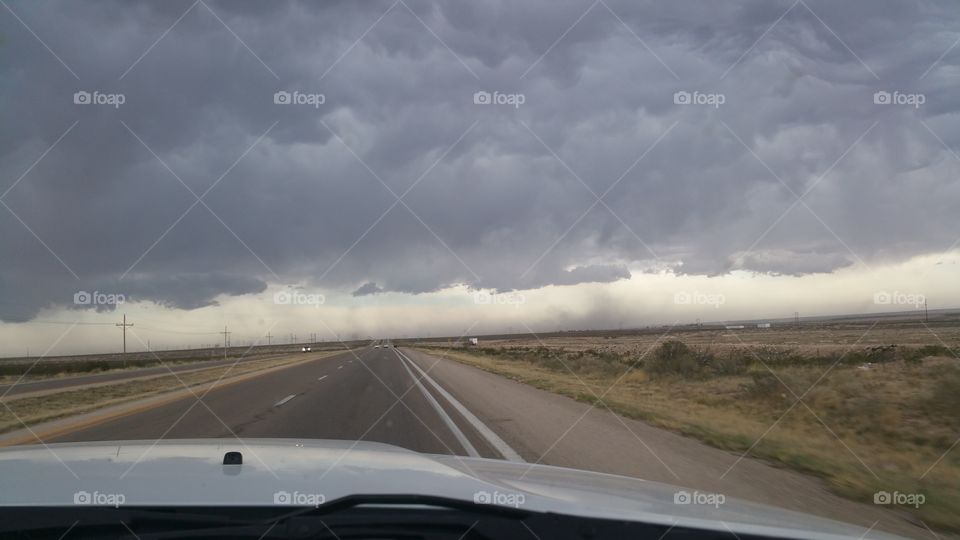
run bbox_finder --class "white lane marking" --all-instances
[317,375,328,381]
[396,349,480,458]
[395,348,525,463]
[274,394,296,407]
[338,365,343,369]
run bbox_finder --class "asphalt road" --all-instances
[51,347,506,459]
[40,346,929,538]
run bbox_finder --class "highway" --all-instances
[0,353,293,398]
[34,346,923,538]
[51,347,509,459]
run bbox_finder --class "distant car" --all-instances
[301,346,311,352]
[374,344,380,348]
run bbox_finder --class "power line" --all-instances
[28,320,115,326]
[116,314,133,355]
[219,326,231,349]
[134,326,220,335]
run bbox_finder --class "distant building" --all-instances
[757,323,771,328]
[725,325,745,330]
[468,337,479,346]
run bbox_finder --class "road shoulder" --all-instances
[401,347,929,539]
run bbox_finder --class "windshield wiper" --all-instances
[268,493,531,522]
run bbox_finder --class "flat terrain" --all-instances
[0,344,945,538]
[445,319,960,354]
[411,319,960,534]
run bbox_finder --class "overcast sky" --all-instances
[1,0,958,355]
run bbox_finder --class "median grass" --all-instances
[417,341,960,532]
[0,352,338,435]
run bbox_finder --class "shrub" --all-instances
[647,340,702,378]
[743,371,787,401]
[864,345,898,364]
[751,346,812,367]
[929,366,960,424]
[708,354,749,376]
[902,344,953,365]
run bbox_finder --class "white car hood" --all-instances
[0,439,904,540]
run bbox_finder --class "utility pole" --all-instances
[794,311,800,329]
[266,332,273,346]
[924,299,929,322]
[219,326,231,358]
[116,314,134,362]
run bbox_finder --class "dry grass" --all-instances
[418,337,960,532]
[461,322,960,357]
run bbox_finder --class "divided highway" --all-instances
[50,347,517,460]
[0,353,291,398]
[15,345,927,538]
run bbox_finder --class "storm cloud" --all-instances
[2,0,958,322]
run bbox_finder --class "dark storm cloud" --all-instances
[1,0,958,321]
[352,282,384,297]
[550,264,632,287]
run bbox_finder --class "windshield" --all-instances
[0,1,957,539]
